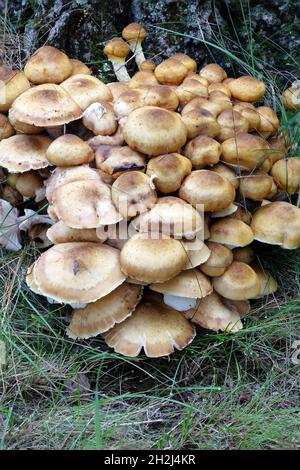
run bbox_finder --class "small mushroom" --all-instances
[257,106,279,138]
[146,153,192,193]
[154,58,188,85]
[199,63,227,83]
[282,86,300,110]
[0,135,51,173]
[252,266,278,298]
[19,209,54,247]
[271,157,300,194]
[46,134,94,167]
[183,136,221,168]
[228,76,266,102]
[181,240,211,270]
[60,74,112,111]
[213,261,260,300]
[233,102,261,131]
[15,171,44,201]
[0,65,30,112]
[181,108,220,139]
[70,59,91,76]
[221,133,270,170]
[209,218,254,248]
[0,113,15,140]
[239,170,275,201]
[82,102,118,136]
[95,145,146,180]
[232,246,254,264]
[210,163,239,189]
[199,241,233,277]
[216,110,249,142]
[129,70,159,88]
[24,45,73,84]
[140,60,156,72]
[171,53,197,72]
[176,78,208,106]
[47,220,106,244]
[103,38,131,82]
[122,23,147,69]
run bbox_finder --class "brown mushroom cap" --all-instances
[216,110,249,142]
[70,59,91,76]
[179,170,235,212]
[0,65,30,112]
[146,152,192,193]
[171,53,197,72]
[123,106,187,156]
[122,22,146,41]
[95,145,146,180]
[24,46,72,84]
[46,134,94,167]
[271,157,300,193]
[208,82,231,97]
[139,85,179,111]
[239,170,275,201]
[181,108,220,139]
[0,113,15,140]
[199,241,233,277]
[15,171,43,198]
[210,162,239,189]
[213,261,260,300]
[230,205,252,225]
[0,134,51,173]
[60,74,112,111]
[232,246,254,264]
[182,240,211,270]
[183,136,221,167]
[176,78,208,106]
[47,220,104,244]
[250,201,300,249]
[221,133,270,170]
[182,96,225,118]
[252,266,278,298]
[140,60,156,71]
[228,76,266,102]
[154,58,188,85]
[267,135,287,164]
[282,87,300,110]
[150,268,212,299]
[129,71,159,88]
[103,37,130,61]
[233,102,261,131]
[199,64,227,83]
[257,106,279,137]
[209,218,254,248]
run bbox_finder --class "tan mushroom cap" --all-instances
[210,162,239,189]
[66,282,143,339]
[132,196,203,238]
[182,240,211,270]
[9,84,83,127]
[282,87,300,110]
[171,53,197,72]
[103,291,196,357]
[24,46,72,84]
[239,170,275,201]
[179,170,235,212]
[47,220,106,244]
[184,136,221,167]
[252,266,278,298]
[129,70,159,88]
[199,241,233,277]
[233,102,261,131]
[209,218,254,248]
[15,171,43,198]
[154,58,188,85]
[199,64,227,83]
[123,106,187,156]
[60,74,112,111]
[140,59,156,71]
[222,298,250,318]
[107,82,130,101]
[113,88,144,117]
[176,78,208,106]
[0,113,15,140]
[8,112,44,134]
[103,37,130,61]
[70,59,91,75]
[138,85,179,111]
[181,96,225,117]
[0,134,51,173]
[228,76,266,102]
[181,108,220,139]
[150,268,212,299]
[267,135,286,164]
[112,171,157,219]
[213,261,260,300]
[120,233,188,283]
[0,65,30,112]
[184,292,243,333]
[146,153,192,193]
[221,133,270,170]
[46,134,94,167]
[122,22,146,41]
[250,201,300,249]
[230,205,252,225]
[257,106,279,137]
[27,242,126,304]
[208,82,231,97]
[96,145,146,180]
[82,101,117,136]
[232,246,254,264]
[271,158,300,193]
[216,110,249,142]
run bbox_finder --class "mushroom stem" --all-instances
[129,40,146,69]
[111,59,131,82]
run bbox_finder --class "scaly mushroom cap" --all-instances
[0,65,30,112]
[123,106,187,156]
[46,134,94,167]
[184,136,221,168]
[154,58,188,85]
[26,242,126,303]
[120,233,188,283]
[232,246,254,264]
[66,282,143,338]
[103,291,196,357]
[184,291,243,333]
[60,74,112,111]
[0,134,51,173]
[271,158,300,194]
[221,133,270,170]
[179,170,235,212]
[181,108,220,139]
[132,196,203,238]
[233,102,261,131]
[252,266,278,298]
[250,201,300,249]
[150,269,212,299]
[96,145,146,180]
[47,220,106,244]
[210,162,239,189]
[213,261,260,300]
[239,170,275,201]
[209,218,254,248]
[216,110,249,142]
[9,84,83,127]
[0,113,15,140]
[200,241,233,277]
[70,59,91,76]
[171,53,197,72]
[257,106,279,137]
[146,153,192,193]
[24,46,72,84]
[176,78,208,106]
[199,64,227,83]
[228,76,266,102]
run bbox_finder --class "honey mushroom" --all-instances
[103,38,131,82]
[122,23,147,69]
[146,153,192,193]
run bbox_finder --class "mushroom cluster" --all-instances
[1,23,300,358]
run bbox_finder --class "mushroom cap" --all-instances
[129,70,159,88]
[47,220,105,244]
[103,38,130,60]
[252,266,278,298]
[155,58,188,85]
[216,110,249,142]
[182,240,211,270]
[222,298,250,318]
[250,201,300,249]
[83,101,117,135]
[209,218,254,248]
[210,162,239,189]
[0,65,30,112]
[257,106,279,137]
[66,282,143,338]
[46,134,94,167]
[139,85,179,111]
[9,84,83,127]
[0,134,51,173]
[213,261,260,300]
[27,242,126,303]
[271,158,300,193]
[233,102,261,131]
[24,46,72,84]
[103,291,196,357]
[199,64,227,83]
[113,88,144,117]
[70,58,91,75]
[123,106,187,156]
[184,291,243,332]
[120,233,188,283]
[107,82,130,101]
[228,76,266,102]
[199,241,233,277]
[221,133,270,170]
[208,82,231,97]
[267,135,286,164]
[61,74,112,111]
[96,145,146,179]
[132,196,203,238]
[150,269,212,299]
[181,108,220,139]
[112,171,157,219]
[232,246,254,264]
[282,87,300,110]
[140,60,156,71]
[0,113,15,140]
[239,170,275,200]
[183,135,221,167]
[175,78,208,105]
[122,22,146,41]
[230,205,252,225]
[146,152,192,193]
[171,53,197,72]
[181,96,225,118]
[179,170,235,212]
[15,170,43,198]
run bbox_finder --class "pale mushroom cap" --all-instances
[27,242,126,303]
[250,201,300,249]
[150,269,212,299]
[239,170,275,201]
[70,58,91,75]
[96,145,146,179]
[122,22,146,41]
[103,292,196,357]
[24,46,73,84]
[228,76,266,102]
[179,170,235,212]
[181,97,222,118]
[123,106,187,156]
[181,108,220,139]
[199,64,227,83]
[47,220,105,244]
[183,136,221,167]
[221,133,270,170]
[0,134,51,173]
[46,134,94,167]
[257,106,280,137]
[209,218,254,248]
[232,246,254,264]
[60,74,112,110]
[120,233,188,283]
[129,70,159,88]
[9,84,83,127]
[107,82,130,101]
[199,241,233,277]
[15,171,43,198]
[213,261,260,300]
[271,158,300,193]
[210,162,239,189]
[0,65,30,112]
[216,110,249,142]
[0,113,15,140]
[146,152,192,193]
[230,205,252,225]
[252,266,278,298]
[66,282,143,338]
[83,101,117,135]
[154,58,188,85]
[171,53,197,72]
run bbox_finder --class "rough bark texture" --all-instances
[2,0,299,81]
